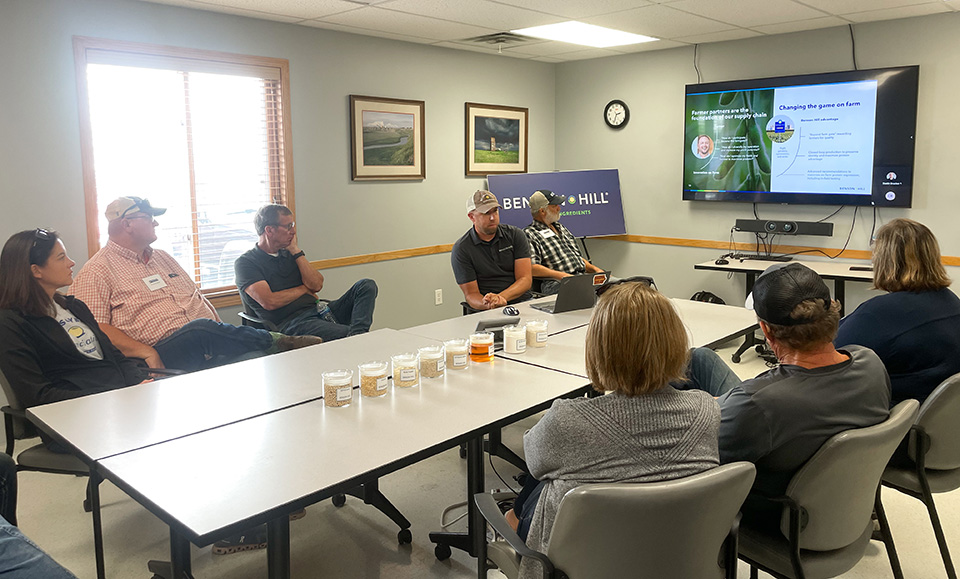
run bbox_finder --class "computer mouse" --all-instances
[715,258,729,265]
[502,306,520,316]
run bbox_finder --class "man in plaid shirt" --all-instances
[523,190,603,295]
[71,197,320,371]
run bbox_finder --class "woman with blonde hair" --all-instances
[507,282,720,578]
[835,218,960,404]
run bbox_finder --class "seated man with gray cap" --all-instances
[523,189,603,295]
[451,190,532,310]
[680,262,890,528]
[71,196,320,372]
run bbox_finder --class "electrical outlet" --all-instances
[435,289,443,305]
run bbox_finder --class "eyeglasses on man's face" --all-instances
[270,222,295,231]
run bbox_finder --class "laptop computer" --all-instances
[530,272,611,314]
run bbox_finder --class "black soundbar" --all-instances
[734,219,834,237]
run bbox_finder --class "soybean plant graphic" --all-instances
[685,89,774,193]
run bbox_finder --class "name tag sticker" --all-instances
[143,275,167,291]
[539,229,556,239]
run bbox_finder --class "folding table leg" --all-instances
[429,436,485,563]
[88,469,106,579]
[267,516,291,579]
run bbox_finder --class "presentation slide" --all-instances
[684,80,879,198]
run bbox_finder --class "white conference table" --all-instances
[694,258,873,315]
[28,328,438,462]
[96,355,590,579]
[27,298,759,579]
[404,295,593,342]
[496,299,759,378]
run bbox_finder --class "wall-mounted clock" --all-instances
[604,99,629,129]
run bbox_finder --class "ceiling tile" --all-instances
[504,40,604,57]
[316,6,497,40]
[300,19,436,43]
[608,38,688,52]
[584,4,737,39]
[139,0,303,21]
[843,2,952,22]
[546,48,625,61]
[531,56,565,63]
[751,16,851,35]
[378,0,564,31]
[181,0,361,19]
[674,28,763,44]
[488,0,656,20]
[799,0,935,13]
[666,0,828,28]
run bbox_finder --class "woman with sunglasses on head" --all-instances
[0,229,148,413]
[507,281,720,579]
[835,219,960,405]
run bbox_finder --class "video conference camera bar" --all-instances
[734,219,834,237]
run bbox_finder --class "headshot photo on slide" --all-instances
[693,134,714,159]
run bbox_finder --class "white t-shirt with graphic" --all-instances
[54,303,104,361]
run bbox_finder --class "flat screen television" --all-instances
[682,65,918,207]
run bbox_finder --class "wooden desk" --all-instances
[694,259,872,315]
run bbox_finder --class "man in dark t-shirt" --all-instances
[234,204,377,342]
[682,263,890,528]
[451,190,532,310]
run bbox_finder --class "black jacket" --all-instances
[0,295,144,408]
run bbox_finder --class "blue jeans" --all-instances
[0,453,15,525]
[676,347,743,397]
[280,279,377,342]
[154,318,272,372]
[0,518,78,579]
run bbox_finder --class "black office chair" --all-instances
[1,367,105,579]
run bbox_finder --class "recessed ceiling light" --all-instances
[511,21,658,48]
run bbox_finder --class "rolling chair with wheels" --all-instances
[475,462,757,579]
[876,372,960,579]
[737,399,918,579]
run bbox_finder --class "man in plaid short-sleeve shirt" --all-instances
[523,190,603,295]
[70,197,320,371]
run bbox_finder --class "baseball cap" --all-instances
[747,263,831,325]
[466,190,500,213]
[529,190,565,213]
[104,197,167,222]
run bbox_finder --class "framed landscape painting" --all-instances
[465,102,528,176]
[350,95,425,181]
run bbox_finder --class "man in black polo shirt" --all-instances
[451,190,532,310]
[234,204,377,342]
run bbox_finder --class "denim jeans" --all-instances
[280,279,377,342]
[0,519,79,579]
[153,318,273,372]
[0,453,15,525]
[676,347,743,397]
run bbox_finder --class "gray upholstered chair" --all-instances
[0,367,106,579]
[738,399,919,579]
[877,373,960,579]
[475,461,757,579]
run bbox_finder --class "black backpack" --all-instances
[690,290,725,305]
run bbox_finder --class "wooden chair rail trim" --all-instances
[205,236,960,308]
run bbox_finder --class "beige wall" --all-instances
[3,1,960,325]
[0,0,556,328]
[555,13,960,309]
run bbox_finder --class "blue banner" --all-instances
[488,169,626,237]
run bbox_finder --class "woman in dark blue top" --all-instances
[835,219,960,404]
